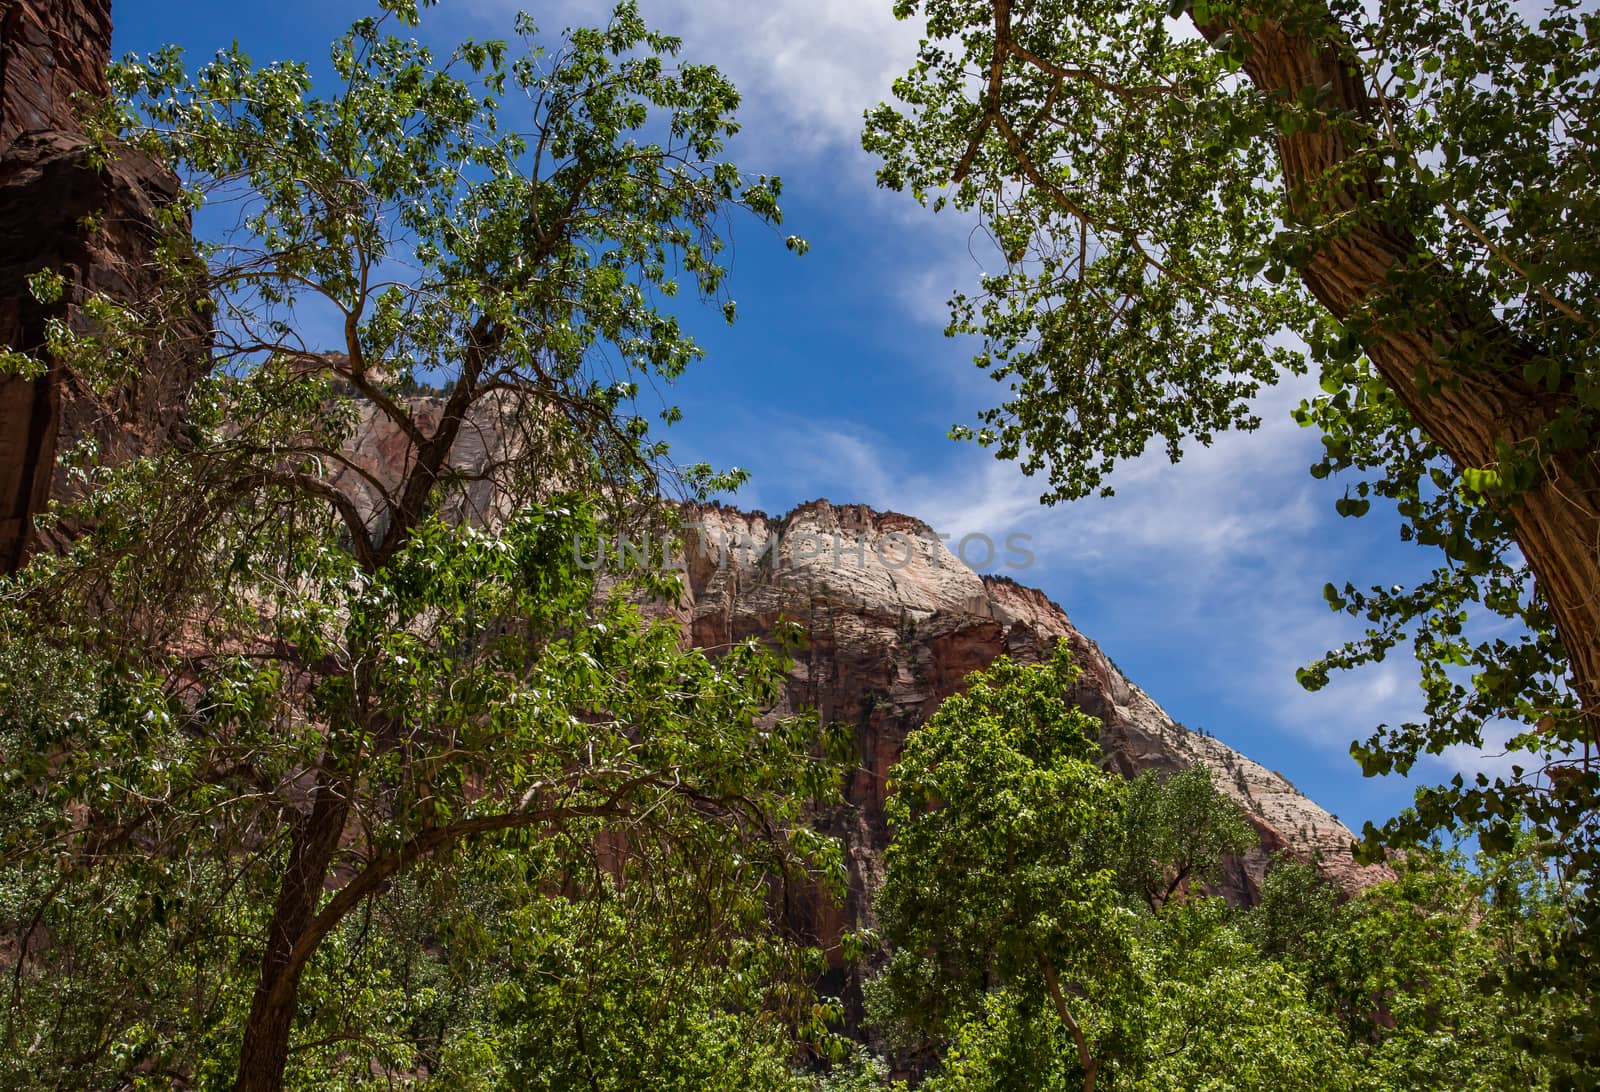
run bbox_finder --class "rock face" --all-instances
[325,392,530,542]
[312,406,1386,925]
[0,0,208,571]
[0,0,111,145]
[0,0,1378,927]
[667,499,1386,959]
[305,403,1380,917]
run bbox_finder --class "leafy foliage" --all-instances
[867,0,1600,1052]
[1117,763,1255,911]
[864,0,1317,498]
[860,652,1584,1090]
[868,649,1127,1058]
[1254,846,1590,1089]
[0,500,849,1086]
[0,3,844,1087]
[865,649,1335,1090]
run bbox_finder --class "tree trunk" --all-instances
[1039,954,1098,1092]
[235,778,349,1092]
[1197,9,1600,735]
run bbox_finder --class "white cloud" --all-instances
[1435,740,1528,781]
[467,0,924,164]
[700,370,1326,576]
[456,0,1503,810]
[705,376,1435,764]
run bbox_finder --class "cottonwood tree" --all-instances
[867,650,1129,1090]
[1253,847,1587,1089]
[866,649,1311,1091]
[0,3,843,1089]
[865,0,1599,1046]
[1117,764,1254,911]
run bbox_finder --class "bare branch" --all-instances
[253,471,378,572]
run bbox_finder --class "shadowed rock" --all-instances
[0,0,208,571]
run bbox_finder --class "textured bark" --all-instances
[0,0,208,572]
[235,779,349,1092]
[1197,10,1600,733]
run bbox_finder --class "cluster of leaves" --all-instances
[864,0,1319,498]
[0,2,851,1087]
[867,0,1599,1058]
[82,0,792,535]
[0,497,853,1087]
[865,649,1300,1090]
[1253,846,1591,1089]
[850,651,1589,1090]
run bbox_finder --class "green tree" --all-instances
[866,648,1336,1090]
[1110,899,1354,1092]
[1253,847,1588,1089]
[0,503,848,1090]
[1117,763,1255,911]
[867,649,1128,1090]
[865,0,1600,1042]
[418,840,830,1090]
[485,889,817,1091]
[0,4,842,1089]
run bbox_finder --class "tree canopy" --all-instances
[865,650,1337,1091]
[1,0,1595,1085]
[862,651,1586,1090]
[866,0,1600,1051]
[1,4,844,1088]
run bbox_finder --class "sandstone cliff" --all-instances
[0,0,1373,915]
[667,499,1385,956]
[315,397,1384,921]
[0,0,208,571]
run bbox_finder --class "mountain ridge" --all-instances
[655,496,1388,968]
[324,394,1389,911]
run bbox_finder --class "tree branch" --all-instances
[254,470,377,572]
[1039,952,1099,1092]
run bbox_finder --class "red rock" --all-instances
[0,0,208,571]
[674,499,1388,944]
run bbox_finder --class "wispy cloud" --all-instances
[702,378,1501,790]
[462,0,988,318]
[466,0,923,164]
[458,0,1495,811]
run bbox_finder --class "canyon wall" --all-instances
[0,0,1380,974]
[667,499,1384,961]
[317,399,1385,926]
[0,0,207,570]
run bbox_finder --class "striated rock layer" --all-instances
[0,0,208,571]
[312,400,1387,928]
[664,499,1386,961]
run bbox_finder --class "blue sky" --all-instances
[112,0,1516,833]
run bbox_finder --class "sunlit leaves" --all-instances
[872,0,1600,1053]
[0,3,832,1083]
[868,0,1316,500]
[867,648,1278,1088]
